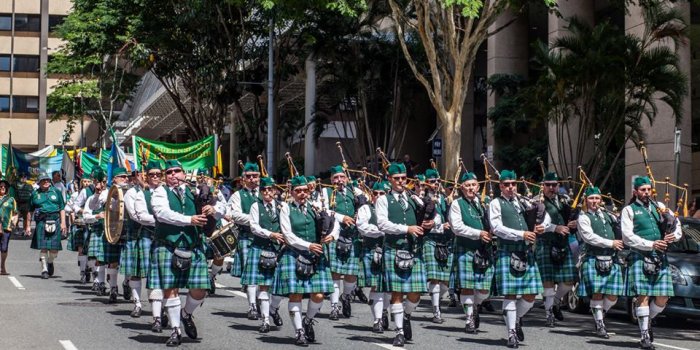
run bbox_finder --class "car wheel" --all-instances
[627,297,638,324]
[567,289,588,314]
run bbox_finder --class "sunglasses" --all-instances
[165,169,182,175]
[544,183,558,187]
[245,174,260,179]
[148,172,162,177]
[261,187,275,192]
[293,188,310,194]
[392,176,407,181]
[427,179,439,184]
[502,182,517,187]
[372,191,385,196]
[114,175,127,179]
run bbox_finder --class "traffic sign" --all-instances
[432,138,442,158]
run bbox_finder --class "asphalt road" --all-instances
[1,237,698,350]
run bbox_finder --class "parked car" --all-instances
[567,217,700,322]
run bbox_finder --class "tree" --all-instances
[386,0,555,177]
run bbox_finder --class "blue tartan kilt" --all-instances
[86,225,102,258]
[147,243,210,290]
[240,243,278,287]
[66,225,86,252]
[577,255,626,297]
[535,239,577,283]
[358,247,383,288]
[120,236,152,278]
[452,246,494,291]
[422,237,453,281]
[326,236,361,276]
[271,249,333,296]
[30,218,63,251]
[626,252,674,297]
[95,226,123,264]
[230,230,251,277]
[381,246,427,293]
[494,249,543,296]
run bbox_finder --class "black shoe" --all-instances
[152,318,163,333]
[270,308,283,326]
[247,304,260,320]
[393,333,405,347]
[41,271,49,279]
[80,271,87,284]
[166,329,182,347]
[507,330,519,348]
[474,306,481,329]
[181,312,198,339]
[552,304,564,321]
[341,294,352,318]
[545,309,556,327]
[295,329,308,346]
[329,304,340,321]
[465,316,477,334]
[640,331,655,349]
[99,282,108,297]
[259,322,270,333]
[131,306,142,318]
[372,321,384,334]
[431,312,444,324]
[382,310,389,330]
[448,294,458,308]
[649,324,654,342]
[47,263,54,277]
[483,300,495,312]
[162,311,170,329]
[109,287,118,303]
[122,280,132,301]
[404,314,412,341]
[208,277,216,295]
[515,318,524,341]
[353,288,369,304]
[91,281,99,292]
[595,320,609,339]
[85,268,92,283]
[302,317,316,342]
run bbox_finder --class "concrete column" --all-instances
[229,110,238,177]
[624,2,692,205]
[303,56,316,176]
[486,9,528,168]
[38,0,48,148]
[546,0,595,177]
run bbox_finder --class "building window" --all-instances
[0,97,9,112]
[0,55,40,72]
[49,15,66,32]
[0,95,40,113]
[14,14,41,32]
[0,56,10,71]
[0,15,10,31]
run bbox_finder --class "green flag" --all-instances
[133,135,216,171]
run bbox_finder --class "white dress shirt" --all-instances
[83,190,108,224]
[64,191,79,214]
[279,201,340,251]
[226,187,258,226]
[577,210,615,249]
[125,187,156,227]
[489,196,551,241]
[449,197,483,240]
[620,200,681,251]
[249,200,279,239]
[73,188,90,213]
[356,204,383,238]
[151,184,192,227]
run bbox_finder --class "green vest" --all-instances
[543,196,566,242]
[0,195,17,231]
[496,197,528,251]
[629,201,662,241]
[254,201,282,248]
[362,204,382,248]
[289,202,316,243]
[583,211,615,256]
[454,197,484,250]
[155,186,200,248]
[327,187,355,217]
[239,188,258,214]
[31,187,65,213]
[144,188,154,215]
[384,192,417,249]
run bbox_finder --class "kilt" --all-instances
[494,249,543,296]
[240,243,278,286]
[120,235,153,278]
[326,233,361,276]
[626,252,674,297]
[422,237,453,281]
[271,249,333,296]
[358,246,383,288]
[86,225,102,258]
[89,223,123,264]
[230,229,251,278]
[535,240,577,283]
[147,243,210,290]
[30,216,63,251]
[381,246,427,293]
[452,246,494,291]
[577,255,626,297]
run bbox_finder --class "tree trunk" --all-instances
[441,108,461,179]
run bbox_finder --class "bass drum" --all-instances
[206,224,239,259]
[104,185,125,244]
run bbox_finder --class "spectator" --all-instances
[13,173,34,235]
[52,170,67,202]
[403,154,418,179]
[691,197,700,219]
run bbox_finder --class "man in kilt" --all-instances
[356,180,391,333]
[377,163,439,347]
[226,162,261,319]
[576,186,626,339]
[244,176,286,333]
[72,175,96,284]
[449,172,494,334]
[621,176,681,350]
[320,165,363,319]
[421,168,453,324]
[148,160,211,347]
[271,175,338,346]
[539,172,577,327]
[195,168,228,295]
[489,170,548,348]
[0,178,18,275]
[306,176,322,208]
[25,172,67,279]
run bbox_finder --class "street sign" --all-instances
[432,138,442,158]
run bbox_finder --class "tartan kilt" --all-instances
[452,245,494,291]
[230,229,251,277]
[494,249,543,296]
[147,243,210,290]
[626,252,674,297]
[120,235,153,278]
[326,233,361,276]
[86,225,102,258]
[381,246,427,293]
[358,246,383,288]
[422,237,453,281]
[577,255,626,297]
[66,225,87,251]
[271,249,333,296]
[535,240,577,283]
[240,243,278,287]
[30,218,63,251]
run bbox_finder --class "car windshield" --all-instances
[669,221,700,253]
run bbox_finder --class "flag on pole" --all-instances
[107,127,132,183]
[60,144,75,184]
[3,132,17,184]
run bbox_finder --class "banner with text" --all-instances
[133,135,216,171]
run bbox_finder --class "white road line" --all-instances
[227,290,247,298]
[372,343,404,350]
[215,283,226,288]
[7,276,25,290]
[59,340,78,350]
[654,343,693,350]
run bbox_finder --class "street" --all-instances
[1,237,698,350]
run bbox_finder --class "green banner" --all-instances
[80,151,110,177]
[133,135,216,171]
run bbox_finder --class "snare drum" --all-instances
[206,224,239,259]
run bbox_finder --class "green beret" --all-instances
[243,162,259,173]
[372,181,391,192]
[145,160,162,172]
[543,171,559,182]
[290,175,308,188]
[37,171,51,182]
[387,162,406,176]
[500,170,517,181]
[460,172,478,182]
[329,165,345,176]
[164,159,182,171]
[585,186,601,197]
[112,167,128,177]
[92,169,106,182]
[306,176,317,182]
[415,174,426,182]
[259,177,275,188]
[424,168,440,179]
[634,176,652,189]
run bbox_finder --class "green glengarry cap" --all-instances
[290,175,308,188]
[460,172,477,183]
[634,176,652,189]
[387,162,406,176]
[243,162,259,173]
[424,168,440,179]
[499,170,517,181]
[164,159,183,171]
[415,174,426,183]
[585,186,601,197]
[329,165,345,176]
[306,175,317,182]
[92,168,106,182]
[372,180,391,191]
[259,176,275,188]
[543,171,559,182]
[112,167,128,177]
[146,160,162,172]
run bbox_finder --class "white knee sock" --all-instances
[106,268,118,289]
[370,292,383,321]
[39,253,48,272]
[78,255,88,272]
[503,299,517,333]
[306,300,322,319]
[331,280,341,305]
[554,284,573,305]
[516,299,534,318]
[149,289,163,319]
[649,301,665,319]
[461,294,475,317]
[259,291,270,321]
[97,265,106,283]
[47,252,55,263]
[404,299,418,315]
[603,298,617,312]
[165,297,181,329]
[247,285,258,305]
[209,263,223,280]
[590,299,604,321]
[543,287,556,310]
[429,282,441,309]
[637,306,650,332]
[391,303,404,333]
[271,295,283,310]
[289,302,303,331]
[130,279,142,307]
[384,293,392,312]
[183,294,203,315]
[475,291,489,306]
[343,281,356,296]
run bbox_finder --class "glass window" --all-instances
[0,56,10,71]
[13,55,39,72]
[49,15,66,32]
[0,96,9,112]
[0,15,11,31]
[14,14,41,32]
[25,96,38,111]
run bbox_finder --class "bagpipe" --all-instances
[285,152,336,240]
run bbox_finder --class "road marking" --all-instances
[227,290,247,298]
[59,340,78,350]
[215,283,226,288]
[372,343,404,350]
[8,276,25,290]
[654,343,692,350]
